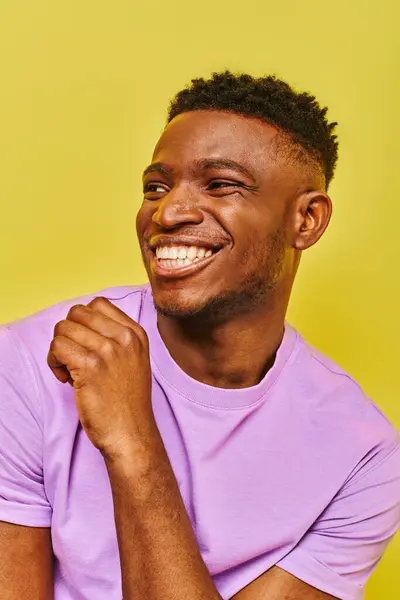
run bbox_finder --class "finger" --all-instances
[64,303,141,349]
[47,335,89,383]
[55,316,120,350]
[48,362,71,385]
[86,297,148,344]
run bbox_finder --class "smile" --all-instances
[151,245,222,279]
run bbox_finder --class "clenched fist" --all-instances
[47,296,156,461]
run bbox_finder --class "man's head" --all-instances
[136,71,338,323]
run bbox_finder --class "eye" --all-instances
[207,180,241,190]
[143,183,169,196]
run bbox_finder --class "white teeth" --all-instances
[187,246,197,260]
[155,245,215,261]
[158,253,214,270]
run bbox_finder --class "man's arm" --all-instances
[105,441,339,600]
[43,297,353,599]
[231,567,339,599]
[0,521,54,600]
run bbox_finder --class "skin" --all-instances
[1,110,337,599]
[137,110,331,388]
[0,523,54,600]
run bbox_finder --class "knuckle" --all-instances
[54,319,68,337]
[67,304,86,320]
[49,337,65,357]
[120,327,136,347]
[119,325,148,349]
[100,338,117,358]
[85,350,102,370]
[89,296,109,310]
[50,336,63,352]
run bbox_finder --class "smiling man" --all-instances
[0,71,399,600]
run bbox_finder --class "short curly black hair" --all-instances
[167,70,339,189]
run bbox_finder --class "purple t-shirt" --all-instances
[0,283,399,600]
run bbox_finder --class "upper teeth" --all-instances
[156,246,213,260]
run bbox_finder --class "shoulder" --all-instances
[3,282,150,344]
[287,324,399,460]
[0,283,150,402]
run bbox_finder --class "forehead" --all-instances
[152,111,282,171]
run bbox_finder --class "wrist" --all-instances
[103,428,166,478]
[104,438,175,511]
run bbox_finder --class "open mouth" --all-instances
[151,245,223,278]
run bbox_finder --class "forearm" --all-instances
[105,433,222,600]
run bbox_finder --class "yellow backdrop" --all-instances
[0,1,398,596]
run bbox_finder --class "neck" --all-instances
[156,300,288,389]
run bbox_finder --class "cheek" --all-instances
[239,220,266,252]
[237,225,287,270]
[229,237,263,273]
[135,205,150,238]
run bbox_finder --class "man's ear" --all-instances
[293,190,332,250]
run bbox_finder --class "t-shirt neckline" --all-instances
[141,284,298,410]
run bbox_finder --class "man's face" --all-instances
[136,110,301,321]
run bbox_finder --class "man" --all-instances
[0,71,399,600]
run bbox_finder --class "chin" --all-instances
[151,286,252,323]
[151,281,224,320]
[152,297,204,320]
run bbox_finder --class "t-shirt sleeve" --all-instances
[0,325,52,527]
[276,437,400,600]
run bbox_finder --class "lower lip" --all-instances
[151,250,221,280]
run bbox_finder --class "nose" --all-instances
[151,186,204,229]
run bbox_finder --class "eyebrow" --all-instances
[142,158,256,182]
[142,163,173,178]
